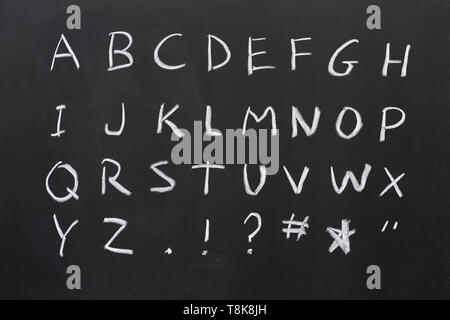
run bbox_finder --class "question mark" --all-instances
[244,212,262,255]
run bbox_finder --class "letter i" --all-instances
[51,104,66,137]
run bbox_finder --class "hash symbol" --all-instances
[326,219,356,255]
[282,214,309,241]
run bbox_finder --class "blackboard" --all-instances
[0,0,449,299]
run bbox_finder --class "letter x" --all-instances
[379,167,405,198]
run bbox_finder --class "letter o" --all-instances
[336,107,363,139]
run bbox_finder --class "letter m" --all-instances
[242,106,277,136]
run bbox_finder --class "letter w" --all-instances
[330,164,372,194]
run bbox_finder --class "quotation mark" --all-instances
[381,220,398,232]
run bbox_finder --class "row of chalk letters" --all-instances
[46,160,405,202]
[53,214,358,257]
[52,103,406,142]
[51,33,412,77]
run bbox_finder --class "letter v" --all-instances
[283,166,310,194]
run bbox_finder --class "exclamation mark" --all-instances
[202,219,210,256]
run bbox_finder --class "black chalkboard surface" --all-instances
[0,0,449,299]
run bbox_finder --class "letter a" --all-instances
[366,5,381,30]
[366,265,381,290]
[50,34,80,71]
[66,265,81,290]
[66,5,81,30]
